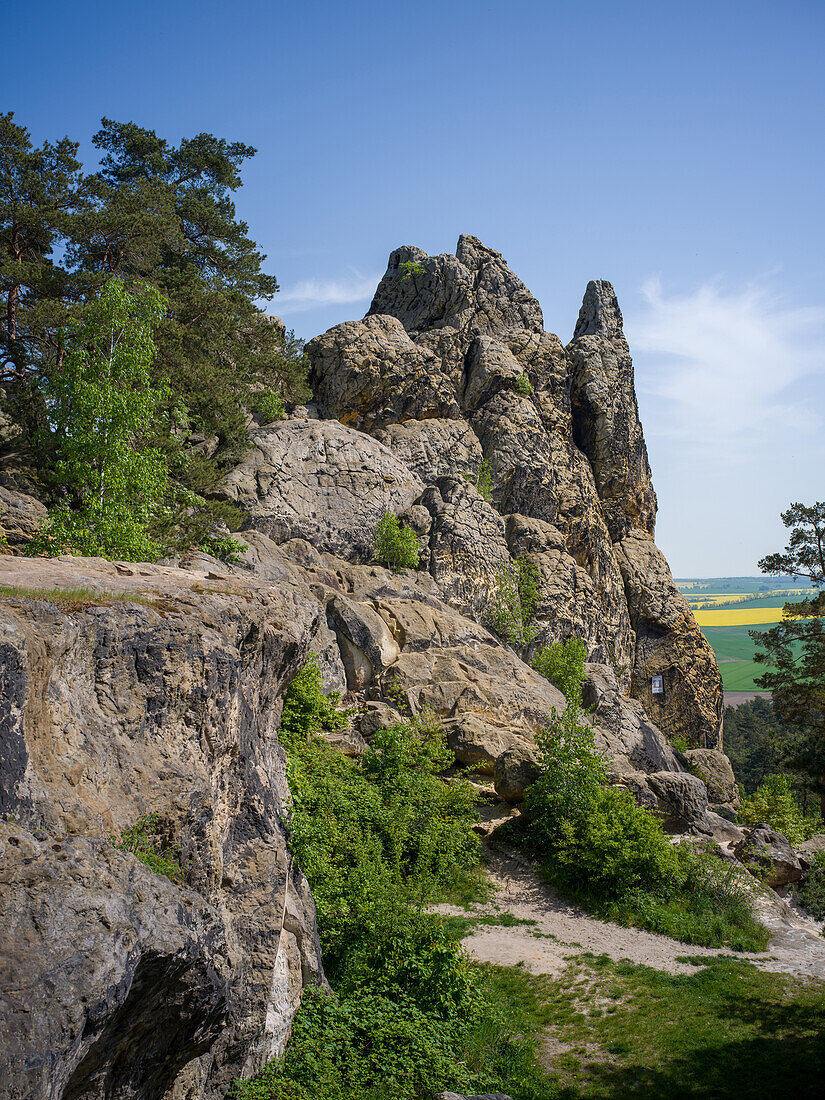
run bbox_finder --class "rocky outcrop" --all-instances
[0,485,47,549]
[0,555,325,1099]
[617,533,722,749]
[0,234,733,1096]
[0,822,231,1100]
[306,234,723,748]
[734,824,804,888]
[220,417,424,560]
[683,748,741,810]
[567,281,656,542]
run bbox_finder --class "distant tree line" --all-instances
[1,112,309,558]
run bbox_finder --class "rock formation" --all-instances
[306,234,722,747]
[0,234,727,1097]
[0,555,325,1099]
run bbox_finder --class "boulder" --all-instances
[219,418,424,561]
[494,743,541,803]
[683,748,740,809]
[798,834,825,860]
[646,771,709,831]
[734,824,804,888]
[0,554,326,1095]
[0,485,47,549]
[327,593,401,690]
[0,823,231,1100]
[705,810,749,849]
[352,700,404,741]
[443,713,529,774]
[307,313,461,431]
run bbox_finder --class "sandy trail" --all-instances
[434,847,825,979]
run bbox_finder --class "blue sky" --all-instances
[5,0,825,575]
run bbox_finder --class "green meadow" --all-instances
[675,578,817,694]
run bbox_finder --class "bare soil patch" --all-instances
[434,847,825,979]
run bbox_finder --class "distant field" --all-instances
[692,608,787,626]
[675,577,817,692]
[700,624,766,691]
[675,577,817,593]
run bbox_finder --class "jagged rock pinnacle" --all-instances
[573,279,624,340]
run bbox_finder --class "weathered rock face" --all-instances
[683,748,741,810]
[734,824,804,888]
[617,533,722,749]
[0,823,231,1100]
[0,485,47,549]
[305,234,723,748]
[220,417,424,560]
[0,555,325,1099]
[568,281,657,543]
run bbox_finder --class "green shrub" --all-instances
[279,653,351,746]
[520,706,767,950]
[799,852,825,920]
[373,512,421,571]
[531,637,587,704]
[487,557,539,646]
[112,813,185,884]
[514,374,533,395]
[462,458,494,502]
[251,388,286,422]
[234,664,558,1100]
[197,533,246,562]
[739,774,822,846]
[400,259,426,280]
[284,715,480,962]
[671,734,690,755]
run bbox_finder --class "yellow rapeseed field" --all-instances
[692,608,788,626]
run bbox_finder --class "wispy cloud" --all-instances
[629,278,825,460]
[276,272,380,312]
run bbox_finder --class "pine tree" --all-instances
[0,112,83,417]
[752,502,825,817]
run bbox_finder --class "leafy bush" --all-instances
[520,705,767,950]
[251,388,286,422]
[373,512,421,571]
[462,458,494,502]
[524,705,678,899]
[400,259,426,280]
[487,557,539,646]
[283,713,480,961]
[799,852,825,920]
[514,373,533,395]
[112,813,185,884]
[279,653,351,746]
[235,661,563,1099]
[530,637,587,704]
[739,773,822,846]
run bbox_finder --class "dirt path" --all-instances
[435,848,825,979]
[724,691,772,706]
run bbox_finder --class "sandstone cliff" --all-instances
[0,235,727,1098]
[306,235,722,748]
